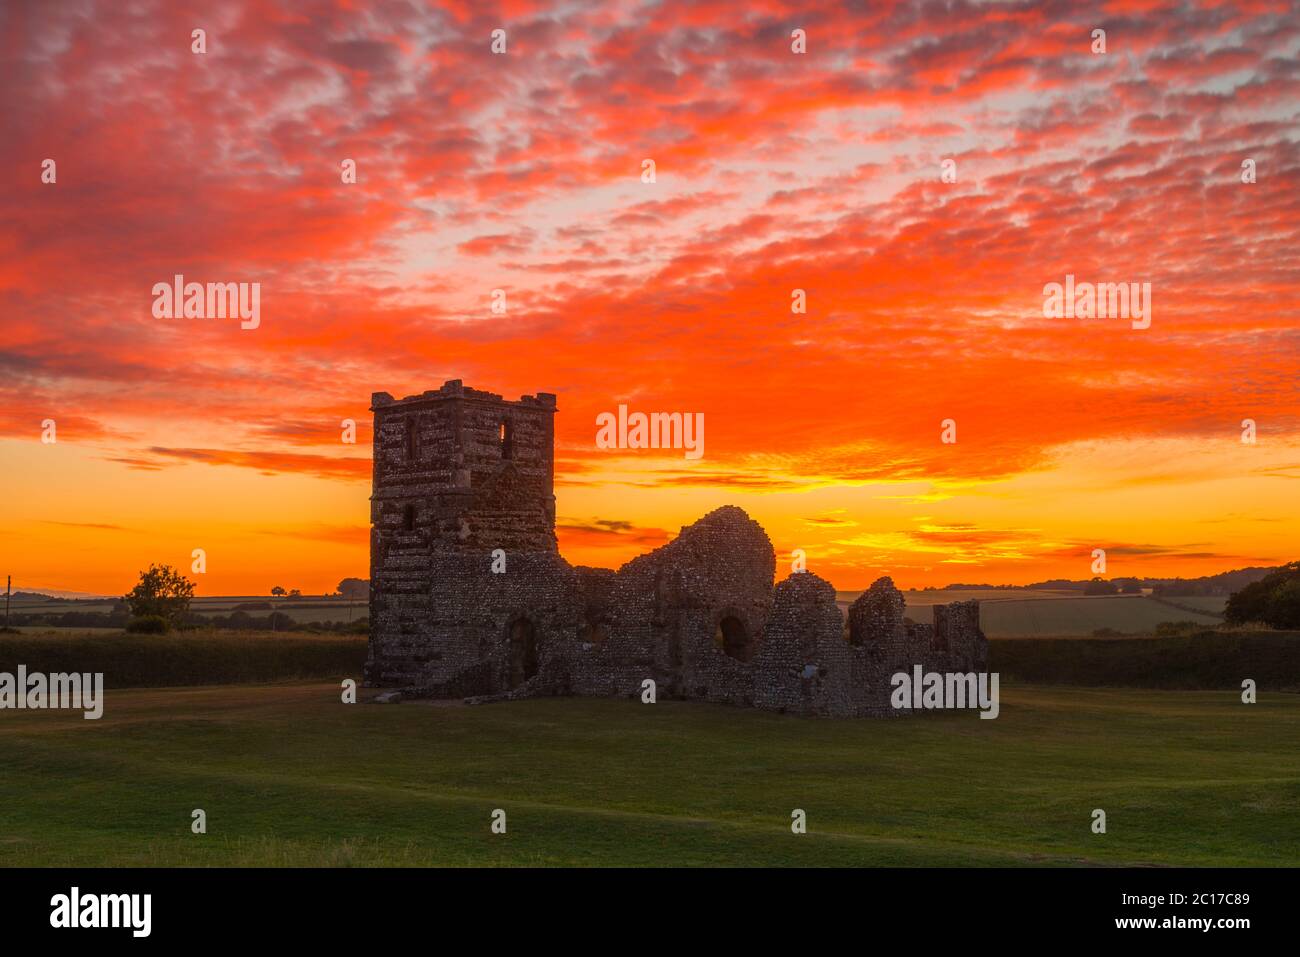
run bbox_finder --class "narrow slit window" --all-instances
[406,420,419,462]
[500,419,513,459]
[402,504,415,531]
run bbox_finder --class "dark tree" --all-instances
[337,578,369,600]
[1225,562,1300,628]
[123,564,195,628]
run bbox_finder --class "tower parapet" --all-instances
[370,379,558,553]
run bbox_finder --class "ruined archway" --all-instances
[715,615,753,662]
[508,617,538,689]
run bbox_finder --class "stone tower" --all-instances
[366,380,569,691]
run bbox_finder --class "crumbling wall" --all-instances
[562,505,776,704]
[933,600,988,673]
[366,382,988,718]
[847,577,916,712]
[753,572,858,716]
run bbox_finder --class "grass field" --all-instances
[836,589,1076,605]
[902,588,1076,604]
[5,595,367,624]
[896,595,1224,636]
[1,682,1295,867]
[1148,595,1229,615]
[12,591,1228,634]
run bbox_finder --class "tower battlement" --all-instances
[370,379,558,553]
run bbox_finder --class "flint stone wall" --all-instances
[367,382,988,716]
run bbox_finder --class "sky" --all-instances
[1,0,1297,597]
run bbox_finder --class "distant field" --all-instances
[1,682,1295,867]
[11,585,1235,641]
[6,585,1239,642]
[855,594,1226,637]
[837,588,1073,606]
[190,602,367,624]
[1148,595,1229,615]
[979,596,1222,637]
[6,595,367,624]
[5,599,118,615]
[13,591,1232,635]
[904,589,1076,604]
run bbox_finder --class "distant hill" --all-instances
[1026,566,1279,596]
[835,565,1284,598]
[1147,566,1281,597]
[8,590,73,601]
[5,587,115,600]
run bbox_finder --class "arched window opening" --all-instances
[715,615,753,662]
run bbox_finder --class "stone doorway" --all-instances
[508,617,538,689]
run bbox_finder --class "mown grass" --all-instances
[0,683,1296,867]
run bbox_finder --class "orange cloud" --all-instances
[2,0,1297,592]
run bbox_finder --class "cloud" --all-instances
[139,447,370,481]
[259,523,368,546]
[3,0,1297,588]
[41,520,127,531]
[557,519,670,552]
[458,230,537,256]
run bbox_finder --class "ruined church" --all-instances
[365,380,987,716]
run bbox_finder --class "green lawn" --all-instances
[2,682,1295,867]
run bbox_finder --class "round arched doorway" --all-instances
[508,617,538,689]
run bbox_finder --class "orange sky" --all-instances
[2,0,1298,597]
